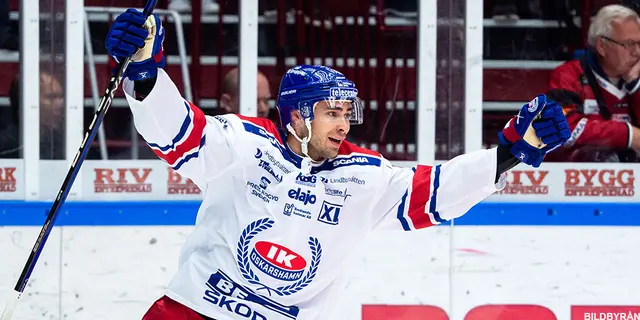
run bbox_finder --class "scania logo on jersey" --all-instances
[329,155,381,170]
[295,173,317,187]
[250,241,307,281]
[333,156,368,166]
[288,188,317,205]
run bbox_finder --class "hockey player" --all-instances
[105,9,571,320]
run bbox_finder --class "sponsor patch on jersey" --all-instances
[250,241,307,282]
[283,203,312,219]
[237,218,322,297]
[247,178,279,203]
[295,173,317,187]
[213,115,229,129]
[314,155,381,171]
[327,176,366,185]
[255,148,291,175]
[288,188,317,205]
[204,270,299,319]
[317,201,342,225]
[258,160,283,183]
[324,187,350,198]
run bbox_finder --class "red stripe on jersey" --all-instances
[503,117,522,143]
[338,141,382,157]
[407,165,435,229]
[152,102,206,165]
[235,115,283,144]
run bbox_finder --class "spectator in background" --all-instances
[545,4,640,162]
[219,67,272,119]
[0,71,64,159]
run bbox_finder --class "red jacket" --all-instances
[545,52,640,162]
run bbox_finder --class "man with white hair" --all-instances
[546,4,640,162]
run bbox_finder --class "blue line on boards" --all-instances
[0,201,638,226]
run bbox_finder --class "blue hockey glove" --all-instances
[498,94,571,168]
[105,9,166,81]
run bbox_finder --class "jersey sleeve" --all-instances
[370,148,505,231]
[123,68,240,189]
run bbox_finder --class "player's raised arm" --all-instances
[370,94,571,231]
[105,9,238,188]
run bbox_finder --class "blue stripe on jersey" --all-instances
[172,136,206,170]
[396,167,416,231]
[241,121,302,168]
[396,190,411,231]
[428,165,445,223]
[147,101,192,151]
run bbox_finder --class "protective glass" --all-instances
[298,87,364,125]
[298,98,364,125]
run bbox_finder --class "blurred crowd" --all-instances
[2,0,640,162]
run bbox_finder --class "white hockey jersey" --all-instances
[123,69,507,320]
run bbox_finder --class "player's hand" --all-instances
[105,9,166,81]
[623,58,640,83]
[498,94,571,168]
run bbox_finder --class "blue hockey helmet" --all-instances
[276,65,364,130]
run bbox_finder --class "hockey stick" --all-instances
[0,1,157,318]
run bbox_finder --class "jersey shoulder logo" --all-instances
[237,218,322,297]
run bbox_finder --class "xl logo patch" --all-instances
[237,218,322,297]
[317,201,342,225]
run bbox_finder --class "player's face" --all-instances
[307,100,352,160]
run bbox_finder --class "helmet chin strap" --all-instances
[286,118,313,159]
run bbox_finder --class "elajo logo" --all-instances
[498,170,549,195]
[288,188,317,205]
[0,167,16,192]
[94,168,152,193]
[251,241,307,281]
[167,168,200,194]
[565,169,634,197]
